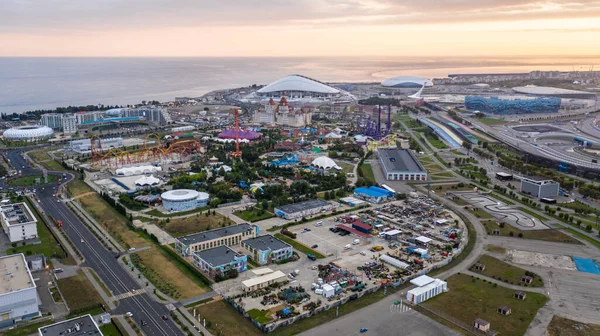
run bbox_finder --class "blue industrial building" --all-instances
[354,186,394,204]
[465,96,561,114]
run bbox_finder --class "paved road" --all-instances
[6,149,184,336]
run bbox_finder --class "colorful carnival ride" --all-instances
[90,134,202,168]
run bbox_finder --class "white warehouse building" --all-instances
[406,275,448,304]
[0,254,40,328]
[1,203,38,243]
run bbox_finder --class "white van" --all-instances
[353,239,360,245]
[315,221,323,227]
[344,244,351,249]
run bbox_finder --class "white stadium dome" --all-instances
[311,156,341,170]
[381,76,434,88]
[161,189,210,212]
[257,74,340,95]
[2,125,54,141]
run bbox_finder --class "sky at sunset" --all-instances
[2,0,600,57]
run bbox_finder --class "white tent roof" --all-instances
[116,165,161,176]
[242,271,286,288]
[311,156,341,170]
[415,236,433,244]
[383,229,402,236]
[135,175,160,186]
[257,75,340,94]
[410,275,435,287]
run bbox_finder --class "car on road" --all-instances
[360,328,368,333]
[126,312,133,317]
[80,239,84,243]
[52,194,55,197]
[162,315,169,320]
[311,244,318,248]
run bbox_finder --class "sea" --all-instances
[1,56,599,114]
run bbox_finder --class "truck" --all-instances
[307,254,317,261]
[351,283,366,292]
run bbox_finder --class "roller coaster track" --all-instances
[90,134,202,168]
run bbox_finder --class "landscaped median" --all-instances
[274,233,325,259]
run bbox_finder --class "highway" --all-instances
[4,149,184,336]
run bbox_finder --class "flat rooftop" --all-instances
[0,254,35,296]
[178,223,253,245]
[242,234,291,251]
[275,199,330,214]
[378,148,425,173]
[195,245,244,267]
[38,314,101,336]
[521,176,558,184]
[1,203,36,226]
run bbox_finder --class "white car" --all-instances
[80,239,84,243]
[126,312,133,317]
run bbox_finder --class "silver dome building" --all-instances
[2,125,54,141]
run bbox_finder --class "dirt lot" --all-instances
[547,315,600,336]
[195,299,263,336]
[507,249,577,270]
[159,212,235,238]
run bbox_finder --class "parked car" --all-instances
[311,244,318,248]
[360,328,368,333]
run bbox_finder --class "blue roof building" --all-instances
[354,186,394,204]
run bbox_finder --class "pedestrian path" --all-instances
[113,288,147,301]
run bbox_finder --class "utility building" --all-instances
[520,176,559,198]
[0,254,40,328]
[378,148,427,181]
[1,203,38,243]
[241,235,293,265]
[406,275,448,304]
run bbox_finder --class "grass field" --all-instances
[476,117,507,125]
[234,209,275,222]
[77,194,208,299]
[247,308,274,324]
[424,163,445,174]
[336,161,355,174]
[482,220,581,244]
[518,207,549,221]
[274,233,325,258]
[451,198,469,206]
[67,179,94,196]
[57,271,106,313]
[359,163,375,183]
[547,315,600,336]
[428,183,475,193]
[471,254,544,287]
[418,156,434,164]
[195,300,263,336]
[424,273,547,336]
[4,320,56,336]
[485,245,507,253]
[160,212,235,237]
[100,322,123,336]
[146,207,208,218]
[469,208,494,219]
[450,150,464,156]
[28,148,67,172]
[6,174,58,186]
[8,198,75,264]
[564,228,600,249]
[425,134,449,149]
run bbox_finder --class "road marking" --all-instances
[114,289,147,300]
[390,302,411,313]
